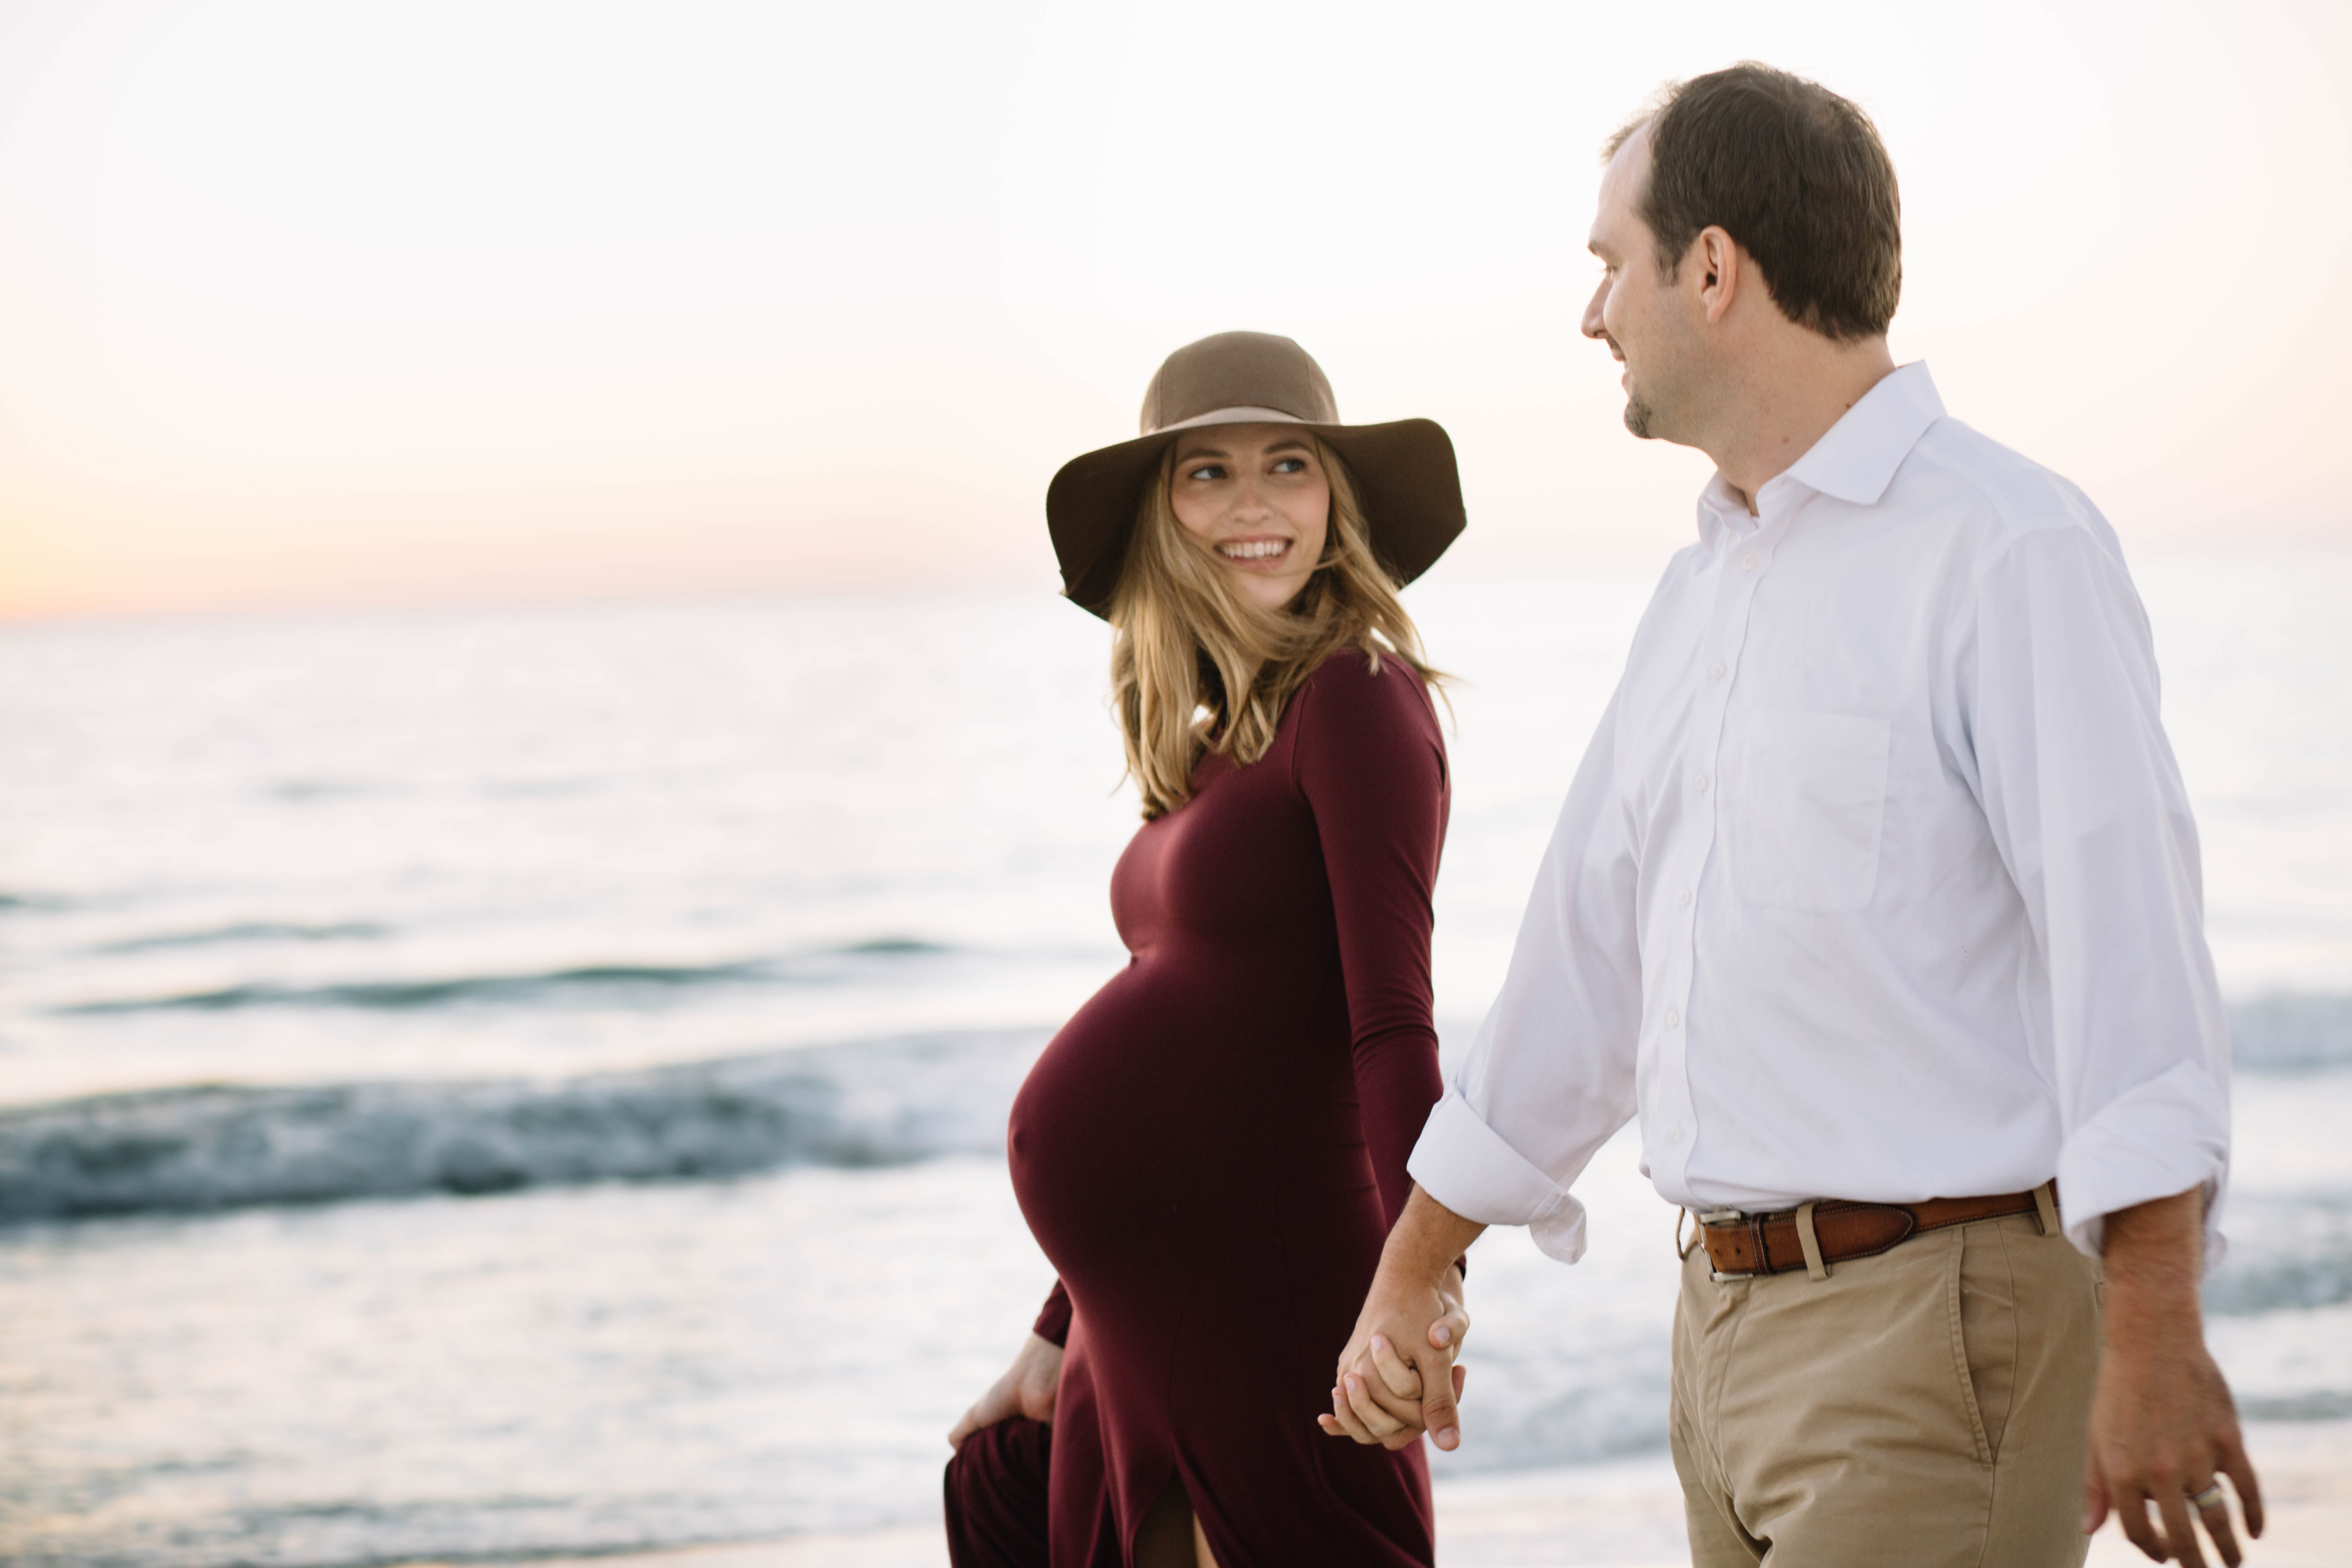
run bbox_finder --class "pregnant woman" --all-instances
[945,332,1468,1568]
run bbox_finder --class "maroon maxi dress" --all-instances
[1000,650,1450,1568]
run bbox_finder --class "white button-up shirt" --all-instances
[1410,363,2232,1265]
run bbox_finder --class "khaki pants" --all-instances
[1670,1209,2103,1567]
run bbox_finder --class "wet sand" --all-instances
[421,1418,2350,1568]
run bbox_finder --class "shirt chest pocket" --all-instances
[1728,709,1892,912]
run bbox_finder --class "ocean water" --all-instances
[2,559,2349,1566]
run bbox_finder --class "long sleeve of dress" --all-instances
[1292,654,1451,1230]
[1031,1280,1072,1347]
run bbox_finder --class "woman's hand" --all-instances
[948,1332,1063,1450]
[1321,1262,1471,1452]
[1319,1188,1485,1452]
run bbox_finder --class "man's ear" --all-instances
[1694,226,1740,325]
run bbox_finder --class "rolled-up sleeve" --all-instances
[1409,687,1644,1264]
[1969,521,2233,1265]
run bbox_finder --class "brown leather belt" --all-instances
[1692,1183,2056,1280]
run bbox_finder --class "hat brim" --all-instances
[1045,417,1466,620]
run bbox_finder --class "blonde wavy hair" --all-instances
[1107,436,1443,820]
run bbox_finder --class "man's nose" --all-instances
[1581,279,1609,341]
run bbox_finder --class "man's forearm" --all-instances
[1381,1183,1488,1287]
[2084,1183,2262,1559]
[2101,1187,2205,1350]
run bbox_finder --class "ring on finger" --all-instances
[2189,1481,2227,1512]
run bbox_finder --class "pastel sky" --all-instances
[1,0,2347,619]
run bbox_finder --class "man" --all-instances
[1320,64,2261,1568]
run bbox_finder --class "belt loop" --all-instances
[2032,1180,2060,1238]
[1795,1201,1829,1281]
[1676,1207,1697,1261]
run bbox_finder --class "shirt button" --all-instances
[1666,1008,1682,1028]
[1670,1124,1688,1144]
[1694,774,1710,793]
[1742,552,1759,572]
[1678,888,1693,907]
[1710,662,1726,681]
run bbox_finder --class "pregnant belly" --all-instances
[1009,965,1267,1278]
[1012,974,1194,1267]
[1008,961,1378,1290]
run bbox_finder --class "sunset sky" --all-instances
[1,0,2347,619]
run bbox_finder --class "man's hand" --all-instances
[1319,1185,1486,1453]
[2085,1188,2264,1566]
[1321,1266,1469,1450]
[948,1332,1062,1450]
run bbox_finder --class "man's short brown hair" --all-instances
[1609,63,1901,341]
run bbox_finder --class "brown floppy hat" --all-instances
[1046,331,1466,619]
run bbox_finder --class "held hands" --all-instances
[1319,1264,1469,1452]
[947,1331,1062,1450]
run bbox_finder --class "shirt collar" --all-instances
[1693,361,1946,547]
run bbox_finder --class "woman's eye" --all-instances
[1272,458,1306,474]
[1185,464,1225,481]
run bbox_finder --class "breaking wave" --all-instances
[93,921,390,953]
[2237,1390,2352,1420]
[2228,993,2352,1072]
[2203,1192,2352,1317]
[2206,1245,2352,1317]
[11,986,2346,1228]
[0,1029,1043,1223]
[54,938,955,1015]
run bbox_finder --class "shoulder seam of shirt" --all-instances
[1900,423,2107,583]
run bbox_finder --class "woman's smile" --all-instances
[1215,535,1294,566]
